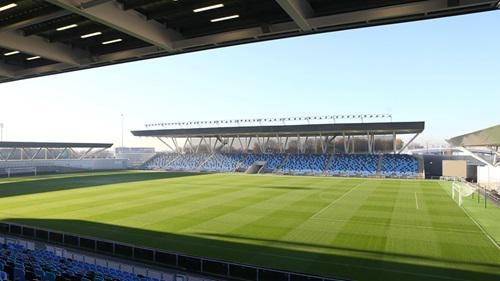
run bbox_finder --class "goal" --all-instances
[452,181,476,207]
[6,167,37,177]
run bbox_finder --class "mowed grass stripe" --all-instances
[0,172,500,281]
[146,177,328,233]
[178,177,326,234]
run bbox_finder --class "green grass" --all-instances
[1,171,500,281]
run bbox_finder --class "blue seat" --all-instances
[43,271,56,281]
[14,268,25,281]
[0,271,8,281]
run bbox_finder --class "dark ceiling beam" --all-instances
[274,0,313,31]
[21,15,87,37]
[122,0,164,10]
[0,62,22,78]
[309,0,499,29]
[0,31,89,65]
[48,25,113,44]
[9,45,160,79]
[0,10,72,33]
[145,0,241,20]
[46,0,182,51]
[173,21,298,49]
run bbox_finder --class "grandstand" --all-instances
[143,153,421,178]
[1,1,499,280]
[0,142,127,176]
[137,117,424,178]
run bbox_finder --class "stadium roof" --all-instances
[132,121,424,138]
[447,124,500,147]
[1,0,498,84]
[0,141,112,148]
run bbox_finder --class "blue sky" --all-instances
[0,10,498,148]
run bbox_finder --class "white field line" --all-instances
[311,182,362,219]
[440,181,500,251]
[460,206,500,251]
[414,192,419,210]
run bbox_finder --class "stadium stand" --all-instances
[381,154,419,177]
[142,153,179,170]
[239,154,286,172]
[199,153,247,172]
[0,243,158,281]
[326,154,379,176]
[144,153,420,178]
[279,154,329,175]
[167,153,208,171]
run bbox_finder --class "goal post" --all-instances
[6,167,37,178]
[452,181,476,207]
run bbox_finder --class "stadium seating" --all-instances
[381,154,419,177]
[143,152,420,178]
[199,153,247,172]
[143,153,179,170]
[279,154,328,174]
[0,243,159,281]
[327,154,379,176]
[166,153,209,171]
[239,154,286,171]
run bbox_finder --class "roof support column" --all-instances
[367,132,373,154]
[171,137,179,152]
[275,0,314,31]
[79,147,94,159]
[6,148,14,160]
[398,133,420,154]
[55,147,68,160]
[246,137,253,152]
[297,134,300,154]
[393,132,397,154]
[186,137,195,153]
[195,138,201,153]
[156,137,175,152]
[31,147,43,160]
[256,135,263,153]
[229,137,235,153]
[237,136,244,153]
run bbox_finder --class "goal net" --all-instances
[6,167,37,177]
[452,181,476,207]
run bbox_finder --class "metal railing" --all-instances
[0,221,347,281]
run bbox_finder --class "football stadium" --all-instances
[1,1,500,281]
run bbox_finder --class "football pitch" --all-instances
[0,171,499,281]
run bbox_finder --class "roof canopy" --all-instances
[447,124,500,147]
[1,0,498,83]
[0,141,112,149]
[132,121,424,138]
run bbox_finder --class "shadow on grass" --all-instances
[2,218,500,281]
[0,172,203,198]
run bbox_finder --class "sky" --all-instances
[0,10,499,150]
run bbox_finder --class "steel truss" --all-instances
[155,131,421,155]
[0,142,112,161]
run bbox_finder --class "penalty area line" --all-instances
[312,182,363,219]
